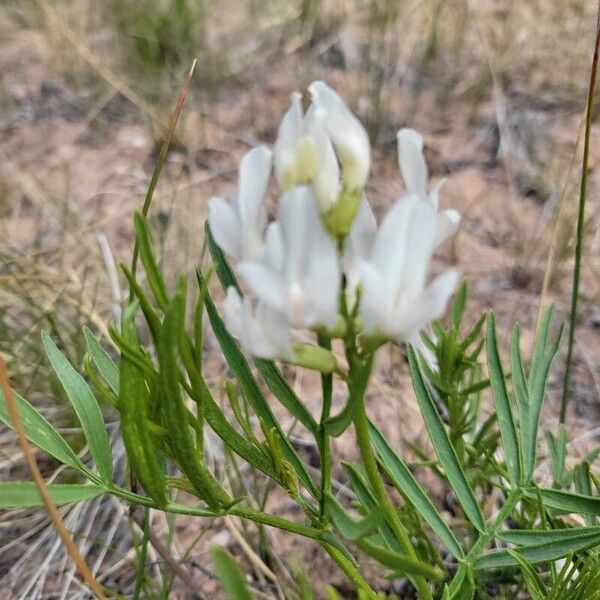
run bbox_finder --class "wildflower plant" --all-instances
[2,81,600,599]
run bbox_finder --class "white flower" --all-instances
[208,145,272,260]
[397,128,460,246]
[223,287,293,360]
[237,186,341,330]
[358,194,459,345]
[309,81,371,192]
[274,93,340,213]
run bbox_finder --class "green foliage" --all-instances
[212,546,255,600]
[0,482,105,508]
[4,184,600,600]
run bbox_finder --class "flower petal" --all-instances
[397,128,428,196]
[208,196,243,259]
[393,270,459,340]
[436,209,461,247]
[343,196,377,302]
[305,108,340,213]
[274,92,304,190]
[237,261,287,315]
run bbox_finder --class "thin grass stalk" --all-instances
[560,7,600,424]
[132,507,150,600]
[129,59,197,290]
[0,356,106,599]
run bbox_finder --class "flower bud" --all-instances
[308,81,371,193]
[292,343,338,373]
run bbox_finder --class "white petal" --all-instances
[397,128,428,196]
[394,270,459,340]
[237,261,287,315]
[306,108,341,213]
[274,92,304,190]
[357,261,390,335]
[303,203,341,327]
[309,81,370,190]
[436,209,461,247]
[223,288,292,360]
[369,194,436,302]
[277,186,313,283]
[429,177,446,209]
[263,222,284,271]
[236,146,271,259]
[343,196,377,301]
[222,287,245,339]
[208,196,242,259]
[256,302,293,359]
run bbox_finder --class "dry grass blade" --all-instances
[561,5,600,424]
[130,58,198,284]
[0,356,106,599]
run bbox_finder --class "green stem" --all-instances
[322,543,378,599]
[448,488,521,592]
[561,13,600,424]
[132,507,150,600]
[353,388,433,600]
[318,334,333,518]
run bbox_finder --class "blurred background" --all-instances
[1,1,599,597]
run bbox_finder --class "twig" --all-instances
[0,356,106,599]
[561,6,600,424]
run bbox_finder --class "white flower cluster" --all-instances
[208,82,460,365]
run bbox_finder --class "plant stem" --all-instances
[132,507,150,600]
[322,543,378,599]
[560,9,600,424]
[353,390,433,600]
[318,334,333,518]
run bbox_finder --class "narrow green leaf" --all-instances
[357,538,444,580]
[205,222,239,292]
[179,337,277,480]
[408,347,486,532]
[452,281,468,330]
[531,488,600,516]
[325,494,383,541]
[343,463,402,553]
[158,279,230,508]
[498,526,600,545]
[212,546,254,600]
[574,462,596,526]
[133,212,169,311]
[474,531,600,569]
[0,482,104,508]
[200,270,317,498]
[83,327,119,395]
[120,263,162,344]
[0,390,88,475]
[509,550,547,599]
[42,332,113,483]
[445,564,475,600]
[486,313,521,485]
[119,303,167,507]
[369,422,464,559]
[255,358,319,435]
[524,315,563,483]
[510,323,529,447]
